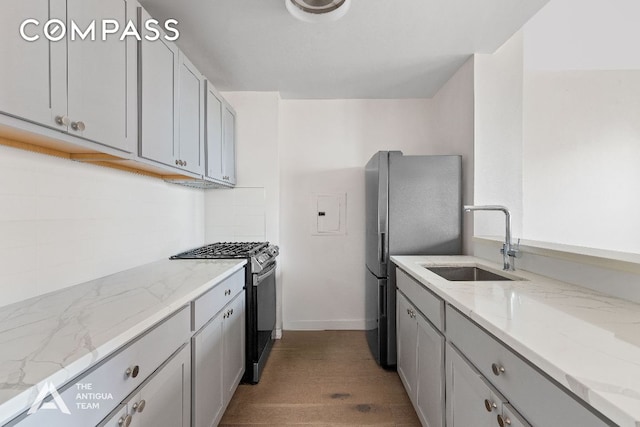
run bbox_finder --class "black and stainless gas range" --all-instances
[171,242,279,384]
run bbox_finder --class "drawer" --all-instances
[12,306,191,427]
[446,306,614,427]
[192,268,245,332]
[396,268,444,331]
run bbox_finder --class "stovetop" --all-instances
[171,242,270,259]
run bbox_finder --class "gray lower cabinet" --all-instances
[446,306,613,427]
[396,289,444,427]
[11,307,191,427]
[395,266,615,427]
[192,282,245,427]
[446,343,529,427]
[99,343,191,427]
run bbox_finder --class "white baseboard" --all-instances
[274,328,283,339]
[283,319,366,331]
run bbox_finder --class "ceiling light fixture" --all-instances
[285,0,352,23]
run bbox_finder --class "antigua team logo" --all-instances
[28,381,71,415]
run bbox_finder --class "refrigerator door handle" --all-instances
[379,232,386,263]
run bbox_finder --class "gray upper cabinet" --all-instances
[0,0,66,129]
[205,84,224,182]
[66,0,137,152]
[177,53,204,174]
[139,6,178,170]
[0,0,136,153]
[139,6,203,175]
[222,104,237,185]
[205,82,236,186]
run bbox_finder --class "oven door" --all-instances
[255,262,276,333]
[246,261,277,383]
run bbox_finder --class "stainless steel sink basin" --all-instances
[426,266,514,281]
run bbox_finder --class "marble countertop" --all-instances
[392,255,640,427]
[0,258,246,425]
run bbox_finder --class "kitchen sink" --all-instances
[425,266,515,281]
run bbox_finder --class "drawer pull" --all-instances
[118,415,132,427]
[491,363,506,376]
[125,365,140,378]
[132,399,146,413]
[484,399,498,412]
[225,289,231,296]
[497,414,511,426]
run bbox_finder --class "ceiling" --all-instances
[139,0,550,99]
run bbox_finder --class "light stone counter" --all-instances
[0,258,246,425]
[392,255,640,427]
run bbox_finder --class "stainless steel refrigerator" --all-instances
[365,151,462,368]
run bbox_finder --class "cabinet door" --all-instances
[139,7,178,168]
[176,53,204,173]
[222,104,237,185]
[66,0,136,152]
[205,85,224,181]
[223,293,245,401]
[129,344,191,427]
[192,311,225,427]
[396,292,417,404]
[0,0,67,129]
[97,404,129,427]
[446,343,498,427]
[415,313,444,427]
[500,404,532,427]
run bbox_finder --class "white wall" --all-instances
[279,98,463,330]
[0,145,205,307]
[523,70,640,253]
[426,57,475,254]
[521,0,640,253]
[473,32,524,240]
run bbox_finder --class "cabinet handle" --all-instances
[497,414,511,426]
[71,121,85,131]
[118,414,132,427]
[484,399,497,412]
[230,308,234,315]
[175,160,179,165]
[125,365,140,378]
[184,161,187,166]
[132,399,146,413]
[55,115,70,126]
[491,363,506,376]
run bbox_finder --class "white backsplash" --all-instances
[0,145,205,307]
[204,187,266,243]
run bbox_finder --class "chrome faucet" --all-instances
[464,205,519,271]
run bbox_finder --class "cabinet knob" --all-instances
[491,363,506,376]
[497,414,511,427]
[125,365,140,378]
[132,399,146,413]
[55,115,70,126]
[55,116,69,126]
[118,414,132,427]
[175,160,179,165]
[484,399,497,412]
[71,121,85,131]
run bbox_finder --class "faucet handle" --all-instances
[508,238,521,258]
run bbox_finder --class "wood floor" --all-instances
[220,330,421,426]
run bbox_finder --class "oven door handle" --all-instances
[253,262,277,286]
